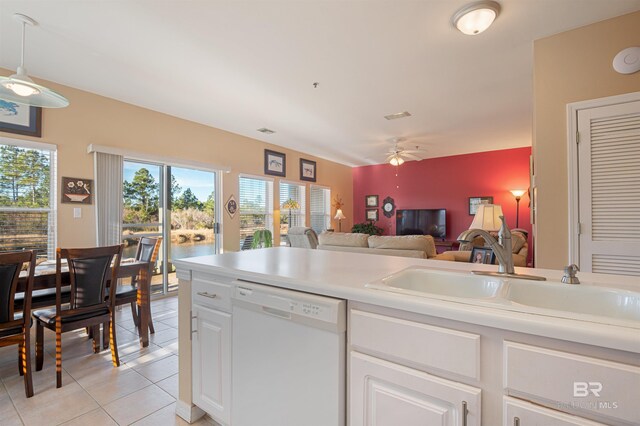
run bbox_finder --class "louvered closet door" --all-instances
[577,100,640,276]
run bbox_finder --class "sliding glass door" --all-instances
[123,160,221,295]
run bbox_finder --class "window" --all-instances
[310,185,331,233]
[0,140,56,259]
[239,176,273,245]
[279,181,306,232]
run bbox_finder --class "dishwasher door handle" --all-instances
[262,306,292,320]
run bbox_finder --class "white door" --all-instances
[192,304,231,425]
[577,100,640,276]
[350,351,481,426]
[504,397,606,426]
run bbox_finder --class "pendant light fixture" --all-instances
[0,13,69,108]
[452,1,501,36]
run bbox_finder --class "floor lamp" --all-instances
[334,209,346,232]
[510,190,526,228]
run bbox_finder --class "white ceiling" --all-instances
[1,1,639,166]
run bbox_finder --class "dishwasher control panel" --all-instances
[233,281,346,327]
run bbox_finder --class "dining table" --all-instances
[17,259,152,347]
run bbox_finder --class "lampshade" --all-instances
[282,199,300,210]
[510,189,526,199]
[0,14,69,108]
[469,204,503,231]
[334,209,346,220]
[452,1,501,35]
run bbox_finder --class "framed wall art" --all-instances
[264,149,286,177]
[0,103,41,137]
[365,195,378,207]
[61,177,93,204]
[226,194,238,219]
[366,208,379,222]
[468,196,493,215]
[300,158,316,182]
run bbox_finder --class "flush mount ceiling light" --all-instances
[452,1,501,36]
[0,14,69,108]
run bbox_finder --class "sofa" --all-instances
[317,232,437,259]
[433,230,529,267]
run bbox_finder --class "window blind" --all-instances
[239,176,273,242]
[310,186,331,233]
[0,142,56,259]
[279,181,306,231]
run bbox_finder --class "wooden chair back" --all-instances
[0,251,35,327]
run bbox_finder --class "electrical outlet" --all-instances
[73,207,81,218]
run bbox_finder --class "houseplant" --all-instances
[351,222,383,236]
[251,229,273,248]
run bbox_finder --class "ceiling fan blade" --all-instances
[402,150,425,154]
[402,153,423,161]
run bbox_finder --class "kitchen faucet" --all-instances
[458,217,546,281]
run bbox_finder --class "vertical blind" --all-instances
[279,181,306,231]
[239,176,273,241]
[0,141,56,259]
[310,186,331,233]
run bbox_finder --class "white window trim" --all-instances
[0,137,57,259]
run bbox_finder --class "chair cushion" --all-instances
[0,314,31,338]
[14,286,71,310]
[33,305,109,326]
[368,235,437,258]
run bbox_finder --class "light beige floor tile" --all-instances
[61,408,118,426]
[146,320,174,332]
[158,339,179,355]
[157,316,178,329]
[131,402,213,426]
[12,380,99,425]
[149,328,178,345]
[0,382,23,425]
[120,345,172,367]
[155,374,178,399]
[79,368,152,405]
[133,355,178,383]
[103,384,174,425]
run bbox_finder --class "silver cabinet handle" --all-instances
[196,291,217,299]
[462,401,468,426]
[514,417,520,426]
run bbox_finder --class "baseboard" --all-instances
[175,400,206,423]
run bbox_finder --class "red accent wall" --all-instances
[353,147,533,264]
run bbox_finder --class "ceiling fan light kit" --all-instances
[452,1,501,35]
[0,13,70,108]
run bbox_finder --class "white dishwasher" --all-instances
[231,281,346,426]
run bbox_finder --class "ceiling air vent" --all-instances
[257,128,275,134]
[384,111,412,120]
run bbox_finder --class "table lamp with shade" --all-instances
[469,203,504,232]
[510,189,526,228]
[334,209,346,232]
[282,199,300,229]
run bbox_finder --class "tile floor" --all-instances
[0,296,211,426]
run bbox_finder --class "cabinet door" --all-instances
[350,351,481,426]
[192,304,231,425]
[504,397,606,426]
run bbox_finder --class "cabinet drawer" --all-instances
[350,309,480,380]
[504,341,640,425]
[192,276,232,312]
[504,397,606,426]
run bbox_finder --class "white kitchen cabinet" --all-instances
[192,303,231,425]
[350,351,481,426]
[504,397,606,426]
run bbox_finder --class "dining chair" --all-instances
[33,245,123,388]
[116,237,161,334]
[0,250,36,398]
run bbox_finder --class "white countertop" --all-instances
[175,247,640,353]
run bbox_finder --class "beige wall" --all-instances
[533,11,640,269]
[0,71,353,252]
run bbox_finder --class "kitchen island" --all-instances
[175,247,640,426]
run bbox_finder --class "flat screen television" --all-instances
[396,209,446,239]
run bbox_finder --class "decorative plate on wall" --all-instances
[382,196,395,218]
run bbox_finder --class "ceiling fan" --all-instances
[385,138,426,166]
